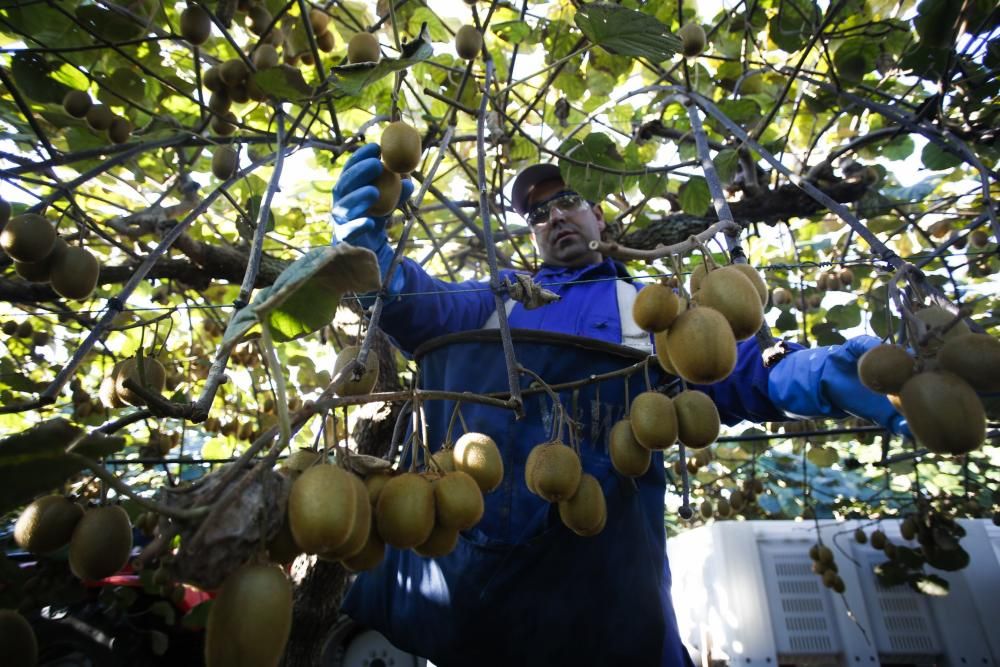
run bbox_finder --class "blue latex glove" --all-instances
[331,143,414,298]
[768,335,911,436]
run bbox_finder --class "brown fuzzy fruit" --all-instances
[413,522,459,558]
[333,345,379,395]
[347,32,381,64]
[107,117,131,144]
[212,146,239,180]
[115,355,166,405]
[937,333,1000,392]
[558,473,606,536]
[69,505,132,581]
[366,166,402,217]
[673,389,720,449]
[246,5,272,35]
[689,262,710,293]
[730,264,768,306]
[914,305,971,352]
[266,515,301,565]
[1,213,56,263]
[13,236,68,283]
[320,472,371,560]
[454,432,503,493]
[203,66,224,92]
[526,442,582,503]
[205,564,292,667]
[85,104,114,131]
[309,8,330,34]
[432,447,456,473]
[380,121,422,174]
[629,391,678,451]
[180,4,212,44]
[342,517,385,572]
[219,59,249,87]
[771,287,792,306]
[633,283,680,333]
[900,371,985,455]
[653,330,679,375]
[692,266,764,340]
[433,471,484,530]
[253,44,279,69]
[678,22,707,57]
[609,418,651,477]
[375,472,435,549]
[364,471,393,506]
[857,344,915,394]
[455,25,483,60]
[666,307,737,384]
[63,89,92,118]
[0,609,37,667]
[289,464,357,554]
[50,245,100,300]
[99,360,129,409]
[15,495,84,553]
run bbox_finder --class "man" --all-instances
[329,145,907,666]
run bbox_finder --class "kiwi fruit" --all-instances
[433,471,483,530]
[853,528,867,543]
[432,447,456,473]
[366,166,402,217]
[211,110,237,135]
[673,389,720,449]
[716,498,731,518]
[253,44,279,69]
[16,320,33,338]
[208,90,231,114]
[205,564,292,667]
[364,471,393,505]
[455,25,483,60]
[771,287,792,305]
[266,515,301,565]
[180,4,212,44]
[203,66,224,92]
[454,432,503,493]
[665,307,738,384]
[342,517,386,571]
[629,391,678,450]
[289,464,357,554]
[857,344,915,394]
[277,448,322,477]
[970,229,989,248]
[699,500,713,519]
[115,355,166,405]
[692,266,764,340]
[913,305,971,352]
[85,104,114,131]
[246,5,272,35]
[309,8,330,34]
[212,146,239,179]
[558,473,606,536]
[375,472,435,549]
[14,495,84,553]
[678,22,706,57]
[347,33,382,64]
[219,59,249,87]
[13,236,68,283]
[0,609,37,667]
[653,330,679,375]
[689,263,709,293]
[62,89,93,118]
[1,213,56,263]
[412,521,458,558]
[69,505,132,581]
[899,371,985,455]
[380,121,422,174]
[316,29,335,52]
[99,360,129,409]
[526,442,582,503]
[937,333,1000,392]
[609,418,651,477]
[107,117,131,144]
[900,517,917,541]
[870,529,886,550]
[333,345,379,395]
[320,472,371,560]
[633,283,680,333]
[49,245,100,300]
[729,490,745,511]
[730,264,768,306]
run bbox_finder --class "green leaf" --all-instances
[639,172,669,199]
[833,38,878,82]
[882,135,915,160]
[713,149,740,185]
[329,25,434,97]
[0,419,126,514]
[909,573,950,596]
[768,0,820,53]
[557,133,628,201]
[10,53,72,104]
[812,322,846,346]
[492,20,533,45]
[827,303,861,329]
[252,66,312,100]
[679,177,710,216]
[924,544,970,571]
[574,3,681,61]
[806,446,838,467]
[776,308,798,332]
[74,5,147,41]
[920,142,963,171]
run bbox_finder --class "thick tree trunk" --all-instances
[280,328,402,667]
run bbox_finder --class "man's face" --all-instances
[526,179,605,267]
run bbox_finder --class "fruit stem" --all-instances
[259,320,291,452]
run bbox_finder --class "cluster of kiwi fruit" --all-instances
[808,542,845,594]
[14,496,133,582]
[205,562,293,667]
[2,319,39,341]
[61,89,132,143]
[363,121,422,218]
[2,213,101,300]
[857,304,997,455]
[69,379,102,419]
[99,353,167,409]
[817,267,854,290]
[522,440,606,536]
[669,445,713,478]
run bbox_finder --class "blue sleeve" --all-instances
[377,258,507,355]
[690,338,804,425]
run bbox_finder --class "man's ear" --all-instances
[592,203,606,233]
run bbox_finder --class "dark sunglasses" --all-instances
[525,190,587,227]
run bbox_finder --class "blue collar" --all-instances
[535,257,625,282]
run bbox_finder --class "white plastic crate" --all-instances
[667,519,1000,666]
